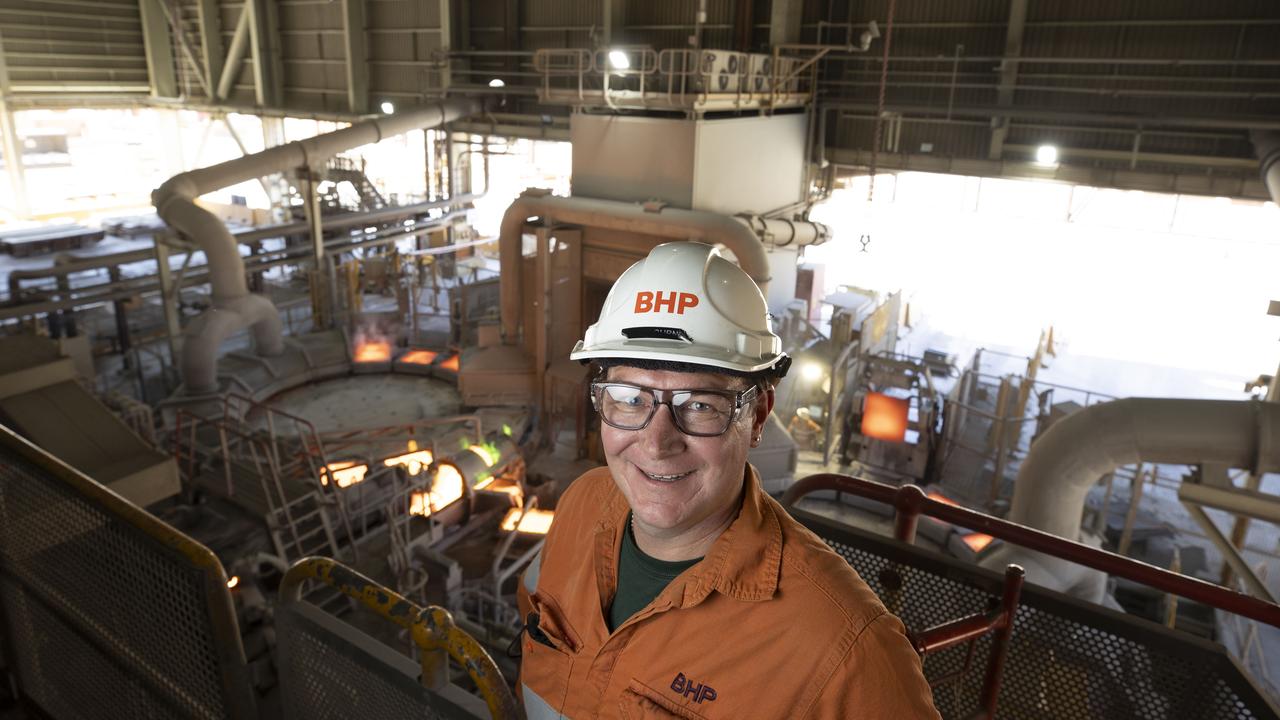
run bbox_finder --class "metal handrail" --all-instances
[910,564,1024,719]
[781,473,1280,629]
[0,424,257,718]
[280,557,519,720]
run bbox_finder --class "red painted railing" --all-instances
[782,473,1280,630]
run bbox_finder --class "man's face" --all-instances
[601,365,772,541]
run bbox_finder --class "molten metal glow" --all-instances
[409,464,465,517]
[322,461,368,488]
[926,491,959,508]
[501,508,555,534]
[469,442,501,467]
[481,479,524,503]
[227,576,239,589]
[400,349,438,365]
[385,449,434,476]
[861,392,910,443]
[961,533,995,553]
[439,354,459,371]
[354,340,392,362]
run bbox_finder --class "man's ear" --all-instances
[753,386,775,437]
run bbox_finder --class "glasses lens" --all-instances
[598,384,655,429]
[671,390,736,436]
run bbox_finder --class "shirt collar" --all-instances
[596,464,782,608]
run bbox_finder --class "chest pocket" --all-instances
[619,680,709,720]
[521,591,581,717]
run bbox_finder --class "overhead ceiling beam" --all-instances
[341,0,368,113]
[245,0,283,107]
[825,99,1280,132]
[769,0,803,46]
[137,0,178,98]
[196,0,224,98]
[504,0,521,77]
[989,0,1027,160]
[602,0,624,46]
[0,29,31,218]
[825,147,1270,202]
[215,7,252,101]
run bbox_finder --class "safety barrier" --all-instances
[278,557,519,720]
[784,473,1280,718]
[0,423,256,719]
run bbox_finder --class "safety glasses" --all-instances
[589,382,760,437]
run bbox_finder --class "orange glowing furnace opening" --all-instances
[399,349,438,365]
[861,392,910,443]
[354,340,392,363]
[321,461,368,488]
[961,533,995,553]
[501,508,555,534]
[438,354,459,372]
[409,464,465,517]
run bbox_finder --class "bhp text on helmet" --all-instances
[634,291,700,315]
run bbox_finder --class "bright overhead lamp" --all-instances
[380,101,395,114]
[800,362,825,382]
[608,50,630,70]
[488,78,505,88]
[1035,144,1058,166]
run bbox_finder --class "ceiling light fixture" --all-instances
[1035,144,1058,166]
[488,78,505,88]
[608,50,630,70]
[380,101,395,114]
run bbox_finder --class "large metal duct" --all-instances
[1253,130,1280,205]
[497,192,829,342]
[981,398,1280,602]
[152,98,479,394]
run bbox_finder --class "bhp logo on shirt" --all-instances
[671,672,717,704]
[634,291,699,315]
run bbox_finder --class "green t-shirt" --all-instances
[607,515,701,632]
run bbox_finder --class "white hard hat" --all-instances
[570,242,789,376]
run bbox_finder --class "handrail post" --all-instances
[978,564,1025,718]
[894,484,926,543]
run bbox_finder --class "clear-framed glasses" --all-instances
[589,382,760,437]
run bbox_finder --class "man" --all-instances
[518,242,939,719]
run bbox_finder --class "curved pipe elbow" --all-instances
[180,294,285,394]
[1010,397,1280,541]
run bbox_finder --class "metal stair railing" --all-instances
[223,393,361,563]
[280,557,519,720]
[173,407,345,564]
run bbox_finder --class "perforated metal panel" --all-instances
[794,509,1280,720]
[277,603,479,719]
[0,428,254,719]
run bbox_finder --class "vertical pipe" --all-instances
[1117,465,1145,556]
[109,266,133,368]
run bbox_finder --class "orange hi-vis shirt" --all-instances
[517,465,940,719]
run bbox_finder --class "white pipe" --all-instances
[497,192,778,342]
[980,398,1280,602]
[737,214,832,248]
[153,98,479,394]
[1253,130,1280,206]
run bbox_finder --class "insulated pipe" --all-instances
[1253,130,1280,205]
[152,98,479,394]
[737,214,832,248]
[980,398,1280,602]
[498,192,775,342]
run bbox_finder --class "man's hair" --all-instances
[594,357,782,390]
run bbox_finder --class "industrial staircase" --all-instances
[326,156,388,211]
